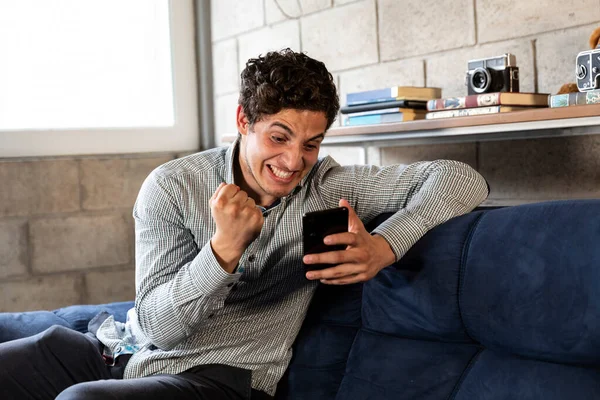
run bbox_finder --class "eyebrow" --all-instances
[270,122,325,142]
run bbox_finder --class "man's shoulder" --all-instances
[152,146,229,181]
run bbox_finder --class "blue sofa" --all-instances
[2,200,599,399]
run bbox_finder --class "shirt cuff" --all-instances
[371,208,430,262]
[189,241,242,298]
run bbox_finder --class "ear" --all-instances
[236,105,250,136]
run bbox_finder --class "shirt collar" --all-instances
[223,136,239,185]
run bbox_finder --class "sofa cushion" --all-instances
[276,282,363,399]
[461,200,600,366]
[454,349,600,400]
[362,211,483,342]
[336,329,480,400]
[0,310,71,343]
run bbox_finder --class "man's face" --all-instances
[236,106,328,207]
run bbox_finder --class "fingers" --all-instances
[305,263,369,284]
[320,274,363,285]
[211,182,227,201]
[303,247,369,271]
[219,184,241,200]
[323,232,357,247]
[211,184,251,206]
[303,248,352,266]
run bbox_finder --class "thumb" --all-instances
[339,198,363,233]
[210,182,227,206]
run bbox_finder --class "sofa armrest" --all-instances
[0,310,71,343]
[54,301,133,333]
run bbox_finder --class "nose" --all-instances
[282,145,304,171]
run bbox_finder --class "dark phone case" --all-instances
[302,207,349,271]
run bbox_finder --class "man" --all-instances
[0,49,488,399]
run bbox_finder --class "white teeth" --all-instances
[270,165,293,179]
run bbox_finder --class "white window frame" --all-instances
[0,0,199,157]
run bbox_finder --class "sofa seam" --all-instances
[338,373,394,393]
[457,212,485,343]
[358,326,473,345]
[446,347,484,400]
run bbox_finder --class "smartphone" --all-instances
[302,206,349,271]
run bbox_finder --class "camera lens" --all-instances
[470,67,491,93]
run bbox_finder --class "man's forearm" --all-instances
[210,237,244,274]
[135,240,241,350]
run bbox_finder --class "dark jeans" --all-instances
[0,325,273,400]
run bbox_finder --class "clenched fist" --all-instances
[209,183,264,273]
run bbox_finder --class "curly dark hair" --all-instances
[238,48,339,131]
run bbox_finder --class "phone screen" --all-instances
[302,206,349,271]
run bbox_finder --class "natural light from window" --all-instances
[0,0,175,131]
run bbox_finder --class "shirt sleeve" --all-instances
[132,170,241,350]
[315,159,489,261]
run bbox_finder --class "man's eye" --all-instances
[272,136,285,143]
[305,144,318,151]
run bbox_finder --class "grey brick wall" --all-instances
[211,0,600,205]
[0,154,174,312]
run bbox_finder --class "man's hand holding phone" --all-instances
[303,199,396,285]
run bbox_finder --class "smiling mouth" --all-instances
[268,165,294,181]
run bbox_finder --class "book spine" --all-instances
[343,108,401,117]
[427,93,501,110]
[341,99,426,114]
[343,107,425,118]
[346,88,394,106]
[548,90,600,108]
[344,112,407,126]
[425,106,503,119]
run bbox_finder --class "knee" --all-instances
[38,325,99,359]
[39,325,77,349]
[56,382,111,400]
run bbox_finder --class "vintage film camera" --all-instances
[465,53,520,95]
[575,46,600,91]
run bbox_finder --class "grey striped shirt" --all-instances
[95,139,488,395]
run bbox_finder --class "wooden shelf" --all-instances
[222,104,600,148]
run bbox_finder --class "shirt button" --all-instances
[248,255,256,262]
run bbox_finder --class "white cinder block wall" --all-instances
[211,0,600,205]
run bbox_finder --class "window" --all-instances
[0,0,198,157]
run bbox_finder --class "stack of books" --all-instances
[425,92,549,119]
[548,88,600,108]
[342,86,442,126]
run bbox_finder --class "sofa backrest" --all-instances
[282,200,600,400]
